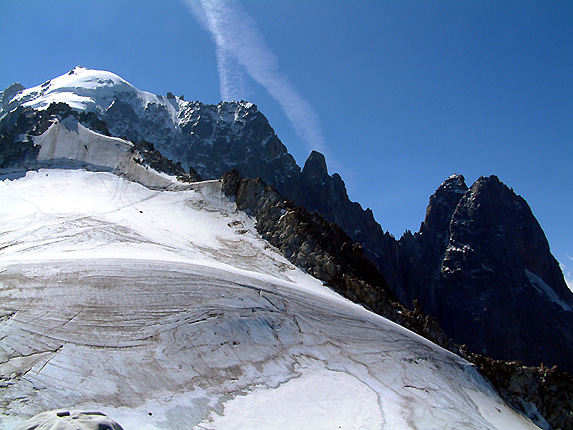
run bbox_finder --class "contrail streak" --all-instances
[216,45,246,102]
[183,0,326,154]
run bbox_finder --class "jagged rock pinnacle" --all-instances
[421,174,468,238]
[302,150,328,182]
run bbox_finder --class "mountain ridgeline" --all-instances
[1,68,572,376]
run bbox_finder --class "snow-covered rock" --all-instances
[0,67,298,184]
[15,410,124,430]
[33,117,179,189]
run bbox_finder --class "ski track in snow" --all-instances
[0,170,539,429]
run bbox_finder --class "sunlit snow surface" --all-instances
[14,67,164,114]
[6,67,182,129]
[0,170,538,429]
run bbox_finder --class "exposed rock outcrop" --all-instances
[462,350,573,430]
[401,175,573,371]
[131,139,201,183]
[398,174,469,306]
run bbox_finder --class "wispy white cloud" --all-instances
[183,0,326,153]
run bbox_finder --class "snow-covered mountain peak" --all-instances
[7,66,165,116]
[1,68,269,172]
[2,67,258,124]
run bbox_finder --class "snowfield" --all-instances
[0,170,539,429]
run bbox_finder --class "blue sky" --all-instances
[1,0,572,286]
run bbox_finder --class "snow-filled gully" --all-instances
[0,170,539,429]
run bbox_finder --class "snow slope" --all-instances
[0,170,539,429]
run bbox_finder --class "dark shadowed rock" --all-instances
[302,150,328,183]
[402,174,573,371]
[398,174,469,308]
[437,176,573,368]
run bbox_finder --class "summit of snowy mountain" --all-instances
[4,66,163,115]
[1,68,302,188]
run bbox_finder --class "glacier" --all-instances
[0,167,540,429]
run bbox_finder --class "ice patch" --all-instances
[525,269,572,311]
[559,260,573,293]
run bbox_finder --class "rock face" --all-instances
[103,98,302,190]
[398,174,469,307]
[401,175,573,370]
[444,177,573,365]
